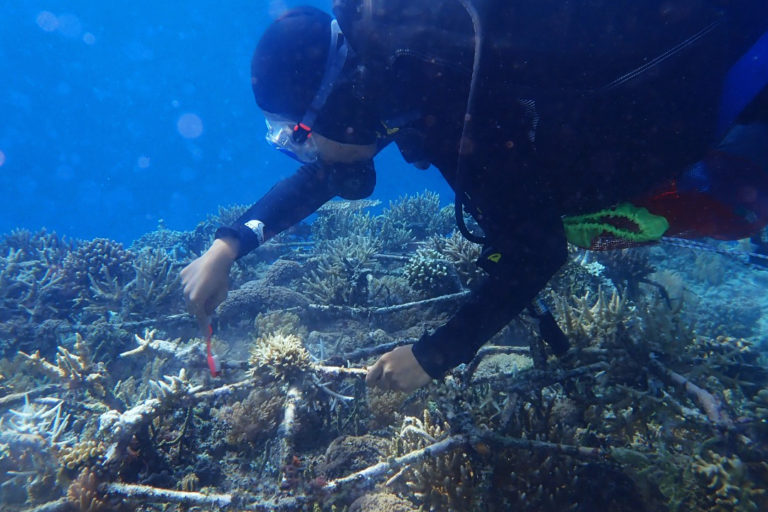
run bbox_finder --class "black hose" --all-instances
[454,0,487,244]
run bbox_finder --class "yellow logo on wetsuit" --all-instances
[487,252,502,263]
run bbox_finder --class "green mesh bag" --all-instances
[563,203,670,250]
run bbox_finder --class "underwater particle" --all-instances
[137,155,151,169]
[0,149,5,167]
[56,13,83,39]
[56,82,72,95]
[55,164,74,181]
[36,11,59,32]
[177,113,204,139]
[83,32,96,45]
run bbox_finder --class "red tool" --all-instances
[205,324,221,377]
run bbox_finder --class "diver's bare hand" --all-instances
[181,237,239,331]
[366,345,431,393]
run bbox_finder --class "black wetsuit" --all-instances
[218,0,768,378]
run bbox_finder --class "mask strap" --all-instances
[295,19,349,141]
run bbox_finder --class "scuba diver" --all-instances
[182,0,768,392]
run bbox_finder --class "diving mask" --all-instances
[265,114,319,163]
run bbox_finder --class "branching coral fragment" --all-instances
[2,395,69,445]
[249,332,312,382]
[119,328,180,357]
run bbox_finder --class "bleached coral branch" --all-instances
[119,328,180,357]
[649,356,733,428]
[1,395,70,445]
[312,365,368,378]
[102,482,233,508]
[148,369,204,398]
[19,498,70,512]
[278,387,302,488]
[120,328,201,362]
[98,369,202,448]
[322,434,468,493]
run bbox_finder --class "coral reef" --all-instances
[2,192,768,512]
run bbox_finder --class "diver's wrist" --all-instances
[209,237,239,265]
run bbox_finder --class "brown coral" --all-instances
[58,440,106,471]
[249,332,312,382]
[214,388,285,444]
[66,468,109,512]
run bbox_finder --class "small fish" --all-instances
[206,324,221,377]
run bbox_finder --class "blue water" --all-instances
[0,1,451,243]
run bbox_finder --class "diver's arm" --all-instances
[411,231,568,378]
[215,160,376,258]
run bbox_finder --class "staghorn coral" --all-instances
[129,223,198,260]
[367,273,419,307]
[63,238,134,310]
[20,333,108,397]
[0,396,69,446]
[301,235,380,306]
[389,410,479,510]
[0,228,74,336]
[97,369,203,446]
[249,332,312,382]
[594,246,656,299]
[553,286,628,347]
[0,228,73,264]
[378,191,453,248]
[122,247,183,317]
[312,199,379,241]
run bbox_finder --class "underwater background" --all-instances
[1,2,768,512]
[0,0,451,242]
